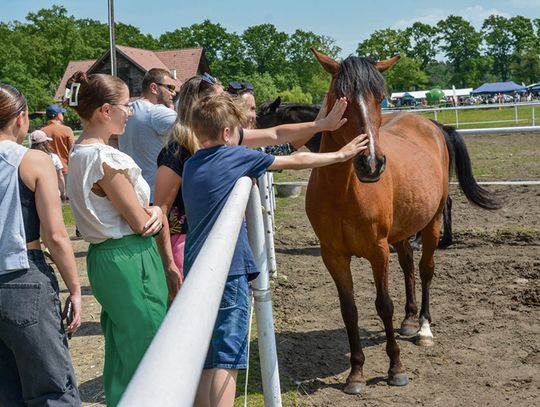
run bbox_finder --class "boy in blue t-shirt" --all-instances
[183,93,368,406]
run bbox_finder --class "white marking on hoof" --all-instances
[416,317,434,347]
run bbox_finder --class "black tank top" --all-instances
[18,173,40,243]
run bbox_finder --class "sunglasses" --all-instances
[155,82,176,93]
[228,81,254,91]
[201,72,218,86]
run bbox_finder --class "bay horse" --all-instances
[306,49,501,394]
[257,97,454,248]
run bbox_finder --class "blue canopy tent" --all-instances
[527,82,540,91]
[471,81,527,94]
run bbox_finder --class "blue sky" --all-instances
[4,0,540,56]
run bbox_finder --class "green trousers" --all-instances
[87,235,167,407]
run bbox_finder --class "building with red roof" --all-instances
[55,45,210,100]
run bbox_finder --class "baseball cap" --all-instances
[46,104,66,118]
[30,130,52,145]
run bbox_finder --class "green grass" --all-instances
[62,204,75,226]
[416,104,538,129]
[234,316,301,406]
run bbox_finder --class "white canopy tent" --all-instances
[391,88,473,99]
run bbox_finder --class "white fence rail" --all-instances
[383,101,539,128]
[119,177,282,407]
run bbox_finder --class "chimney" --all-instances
[171,69,177,79]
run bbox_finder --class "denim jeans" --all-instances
[0,250,80,407]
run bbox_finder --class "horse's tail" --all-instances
[433,121,503,210]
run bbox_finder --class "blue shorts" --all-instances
[204,274,250,369]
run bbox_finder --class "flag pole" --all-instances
[108,0,117,76]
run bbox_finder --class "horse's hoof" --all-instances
[400,322,418,337]
[388,372,409,386]
[343,381,366,394]
[416,335,435,347]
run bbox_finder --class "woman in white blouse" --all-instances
[65,71,170,407]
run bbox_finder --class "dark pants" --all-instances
[0,250,80,407]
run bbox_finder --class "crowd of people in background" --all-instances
[0,67,369,407]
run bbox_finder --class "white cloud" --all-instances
[393,6,512,31]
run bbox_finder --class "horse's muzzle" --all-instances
[353,155,386,183]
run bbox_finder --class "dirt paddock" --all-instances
[61,134,538,406]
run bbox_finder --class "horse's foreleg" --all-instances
[417,217,441,347]
[321,246,366,394]
[394,240,419,336]
[369,242,409,386]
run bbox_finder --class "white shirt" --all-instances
[50,153,63,171]
[67,143,150,244]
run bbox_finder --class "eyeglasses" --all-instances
[112,102,134,115]
[227,81,255,95]
[155,82,176,93]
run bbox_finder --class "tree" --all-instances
[159,20,232,67]
[404,22,439,70]
[242,24,289,75]
[482,15,513,81]
[437,15,482,87]
[384,56,429,93]
[287,29,341,94]
[243,72,279,105]
[356,28,409,60]
[277,86,313,104]
[507,16,538,83]
[115,22,159,50]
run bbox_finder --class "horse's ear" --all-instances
[311,48,339,75]
[375,55,400,73]
[269,96,281,111]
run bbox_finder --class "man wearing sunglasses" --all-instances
[119,68,177,202]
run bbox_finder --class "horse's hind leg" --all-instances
[417,217,441,347]
[321,246,366,394]
[394,239,419,336]
[368,242,408,386]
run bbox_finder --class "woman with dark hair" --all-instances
[0,83,81,406]
[65,71,168,406]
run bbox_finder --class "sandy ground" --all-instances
[53,134,539,406]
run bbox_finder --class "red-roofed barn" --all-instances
[55,45,210,100]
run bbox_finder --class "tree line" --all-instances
[1,5,539,112]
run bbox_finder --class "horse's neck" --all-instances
[316,132,355,181]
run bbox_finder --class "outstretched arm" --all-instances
[242,97,348,149]
[269,134,368,171]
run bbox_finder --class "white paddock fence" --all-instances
[119,177,282,407]
[383,101,540,128]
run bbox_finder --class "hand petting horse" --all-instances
[256,96,455,249]
[306,49,502,395]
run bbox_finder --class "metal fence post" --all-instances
[515,105,518,124]
[533,105,536,126]
[258,173,277,278]
[119,178,253,407]
[246,185,282,407]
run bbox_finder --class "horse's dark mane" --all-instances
[332,56,387,102]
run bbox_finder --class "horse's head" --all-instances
[311,48,399,183]
[256,97,282,129]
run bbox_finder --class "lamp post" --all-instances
[108,0,117,76]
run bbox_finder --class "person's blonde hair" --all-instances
[191,93,249,142]
[166,75,218,154]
